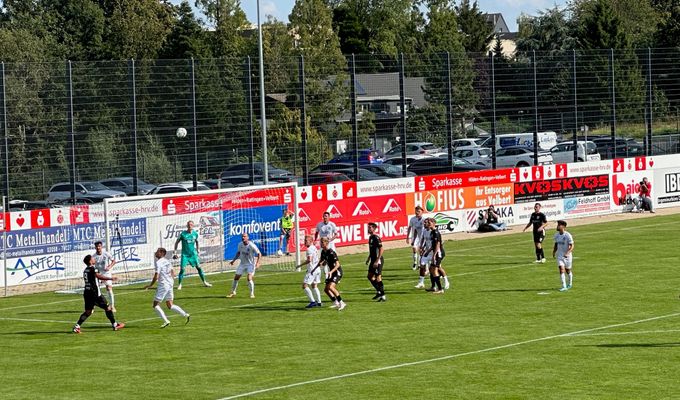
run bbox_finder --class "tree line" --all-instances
[0,0,678,200]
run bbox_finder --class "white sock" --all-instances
[412,253,417,262]
[154,305,169,323]
[109,290,115,307]
[303,287,315,302]
[560,272,566,288]
[231,280,239,293]
[568,271,573,286]
[443,276,449,285]
[313,287,322,303]
[418,276,425,284]
[170,304,188,317]
[248,280,255,295]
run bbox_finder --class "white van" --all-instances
[480,132,558,152]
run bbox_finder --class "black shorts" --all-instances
[533,230,545,244]
[432,254,445,267]
[84,292,109,310]
[281,228,291,239]
[325,271,343,285]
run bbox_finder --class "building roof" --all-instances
[484,13,510,34]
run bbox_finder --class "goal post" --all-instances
[102,182,300,287]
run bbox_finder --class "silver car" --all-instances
[452,146,492,167]
[47,181,127,202]
[384,142,440,160]
[494,146,553,168]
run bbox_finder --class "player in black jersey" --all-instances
[523,203,549,263]
[72,255,125,333]
[320,237,346,311]
[365,222,386,302]
[425,218,446,294]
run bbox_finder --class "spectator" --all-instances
[476,209,493,232]
[634,177,655,213]
[486,205,508,231]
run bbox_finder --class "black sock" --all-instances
[76,312,89,326]
[336,296,343,302]
[105,309,116,325]
[435,276,442,290]
[329,295,336,302]
[377,281,384,295]
[540,248,545,259]
[429,275,436,288]
[535,249,541,260]
[369,279,379,291]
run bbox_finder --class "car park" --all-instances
[383,142,439,160]
[147,182,210,195]
[47,181,126,203]
[494,146,553,168]
[452,138,484,148]
[327,149,383,164]
[406,156,487,175]
[219,163,296,185]
[359,163,416,178]
[550,141,601,164]
[306,172,353,185]
[334,168,384,181]
[99,177,157,195]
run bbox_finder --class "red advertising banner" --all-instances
[414,169,514,192]
[297,194,409,246]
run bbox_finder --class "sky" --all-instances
[238,0,569,32]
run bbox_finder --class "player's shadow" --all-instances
[18,310,78,315]
[580,342,680,348]
[176,295,232,300]
[479,288,554,293]
[1,331,72,336]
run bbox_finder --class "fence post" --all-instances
[349,54,359,180]
[610,49,617,158]
[190,58,198,188]
[490,52,497,169]
[245,57,255,185]
[647,48,653,156]
[128,59,139,194]
[1,62,9,208]
[66,61,77,204]
[298,55,308,186]
[445,52,454,172]
[2,195,6,297]
[532,50,539,166]
[573,50,578,163]
[399,53,407,177]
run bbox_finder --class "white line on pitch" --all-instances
[216,312,680,399]
[0,316,109,326]
[566,329,680,337]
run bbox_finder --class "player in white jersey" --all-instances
[552,220,574,292]
[228,233,262,298]
[144,248,190,328]
[93,241,117,312]
[406,206,425,271]
[415,218,433,289]
[298,235,323,308]
[314,211,338,250]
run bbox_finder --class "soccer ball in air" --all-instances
[176,127,188,138]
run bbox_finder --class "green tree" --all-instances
[516,7,576,54]
[160,1,212,59]
[195,0,249,57]
[455,0,493,53]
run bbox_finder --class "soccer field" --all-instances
[1,215,679,399]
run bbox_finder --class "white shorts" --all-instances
[154,285,174,302]
[557,254,573,269]
[303,269,321,285]
[410,233,423,249]
[236,263,256,276]
[99,272,113,288]
[420,254,432,267]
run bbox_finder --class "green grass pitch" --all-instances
[1,215,679,399]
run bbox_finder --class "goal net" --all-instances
[53,183,299,293]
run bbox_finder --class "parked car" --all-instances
[360,163,416,178]
[406,156,486,176]
[383,142,439,160]
[327,149,383,164]
[307,172,353,185]
[494,146,553,168]
[480,131,558,151]
[591,137,641,159]
[334,168,384,181]
[219,163,296,185]
[451,146,493,167]
[452,138,484,148]
[8,200,59,211]
[382,156,425,168]
[47,181,126,203]
[550,141,601,164]
[147,182,210,195]
[99,177,156,195]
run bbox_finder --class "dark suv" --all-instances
[220,163,296,186]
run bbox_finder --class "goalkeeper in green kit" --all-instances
[174,220,212,290]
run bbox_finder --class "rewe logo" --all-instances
[326,204,343,219]
[382,198,402,213]
[298,208,311,223]
[352,202,372,217]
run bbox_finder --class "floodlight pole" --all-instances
[257,0,269,184]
